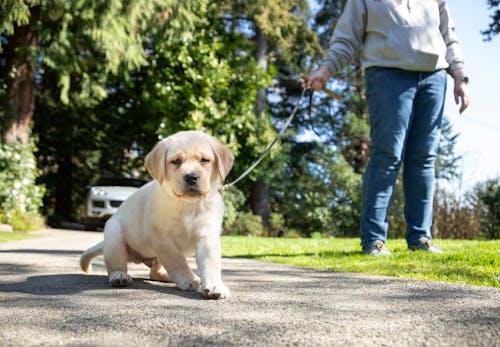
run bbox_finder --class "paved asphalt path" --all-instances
[0,229,498,347]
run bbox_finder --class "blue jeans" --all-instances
[361,67,447,246]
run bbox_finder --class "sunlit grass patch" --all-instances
[221,237,500,287]
[0,231,39,243]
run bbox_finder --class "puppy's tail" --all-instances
[80,241,104,273]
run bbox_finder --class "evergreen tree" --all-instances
[1,0,196,144]
[483,0,500,40]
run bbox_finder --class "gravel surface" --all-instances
[0,229,498,347]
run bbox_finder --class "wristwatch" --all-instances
[455,76,469,84]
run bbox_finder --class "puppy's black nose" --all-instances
[184,173,199,186]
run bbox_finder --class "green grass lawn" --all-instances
[0,231,39,243]
[222,236,500,288]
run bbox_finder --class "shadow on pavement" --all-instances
[0,249,83,255]
[0,273,204,300]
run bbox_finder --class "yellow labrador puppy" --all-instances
[80,131,234,299]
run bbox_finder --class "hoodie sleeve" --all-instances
[439,0,465,74]
[320,0,367,76]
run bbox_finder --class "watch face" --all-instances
[463,76,469,84]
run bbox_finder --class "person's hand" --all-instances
[452,69,470,113]
[302,65,331,91]
[453,77,470,114]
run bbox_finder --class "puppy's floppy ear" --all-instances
[145,139,169,183]
[209,137,234,181]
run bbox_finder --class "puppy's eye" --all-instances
[171,159,181,166]
[200,158,210,164]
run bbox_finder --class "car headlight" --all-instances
[91,187,107,196]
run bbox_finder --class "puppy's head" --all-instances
[145,131,234,201]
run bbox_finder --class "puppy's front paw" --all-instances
[201,281,230,300]
[109,271,133,287]
[172,274,201,291]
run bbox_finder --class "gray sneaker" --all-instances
[408,237,443,253]
[362,240,392,256]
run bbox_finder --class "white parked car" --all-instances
[84,177,147,230]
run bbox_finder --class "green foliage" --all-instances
[222,187,246,233]
[222,236,500,287]
[310,231,324,239]
[483,0,500,41]
[218,0,322,65]
[473,178,500,239]
[1,0,203,107]
[269,212,286,236]
[0,230,40,243]
[223,188,285,237]
[150,3,278,180]
[8,209,44,231]
[436,116,462,181]
[338,111,370,172]
[0,143,45,230]
[228,212,266,237]
[272,142,362,237]
[47,0,201,106]
[0,0,36,41]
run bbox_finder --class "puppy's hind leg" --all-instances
[149,259,172,283]
[103,219,133,287]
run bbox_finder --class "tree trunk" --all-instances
[2,7,39,144]
[251,179,271,229]
[54,154,73,223]
[254,26,268,116]
[250,26,271,230]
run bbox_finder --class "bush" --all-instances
[474,178,500,239]
[228,212,265,237]
[269,212,285,237]
[433,187,482,239]
[222,187,267,236]
[222,187,246,233]
[281,228,302,238]
[0,143,45,230]
[8,209,45,231]
[310,231,324,239]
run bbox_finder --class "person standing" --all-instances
[303,0,470,256]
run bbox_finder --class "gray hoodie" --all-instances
[321,0,465,75]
